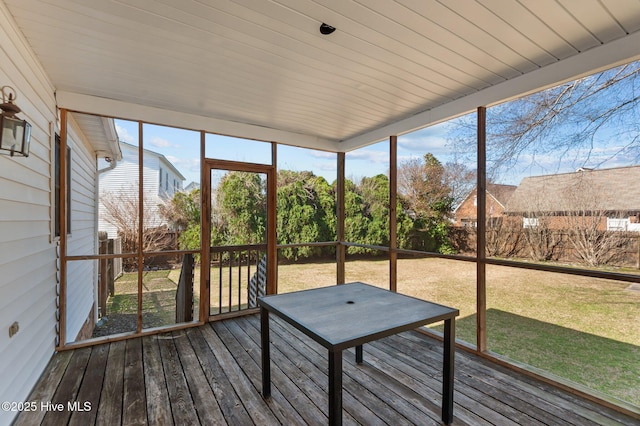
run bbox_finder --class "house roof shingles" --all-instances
[486,183,517,208]
[505,165,640,214]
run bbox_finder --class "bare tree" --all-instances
[451,62,640,180]
[520,214,563,262]
[559,178,629,267]
[485,217,522,258]
[444,161,476,209]
[101,190,174,266]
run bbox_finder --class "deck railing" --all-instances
[209,244,267,316]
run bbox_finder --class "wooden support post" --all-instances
[336,152,346,284]
[200,131,210,321]
[266,143,277,295]
[137,121,144,334]
[58,109,68,347]
[389,136,398,292]
[477,106,487,352]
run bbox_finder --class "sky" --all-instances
[114,118,463,187]
[114,99,639,188]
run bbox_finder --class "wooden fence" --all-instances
[97,234,123,318]
[451,227,640,268]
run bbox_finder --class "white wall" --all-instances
[0,3,103,423]
[0,2,57,425]
[142,147,164,229]
[65,115,99,343]
[99,142,183,238]
[98,143,140,238]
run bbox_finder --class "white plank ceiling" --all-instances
[4,0,640,151]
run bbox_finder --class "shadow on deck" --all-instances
[14,315,639,425]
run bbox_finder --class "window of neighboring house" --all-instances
[54,134,71,237]
[523,217,538,229]
[607,217,629,231]
[165,171,168,191]
[159,167,163,189]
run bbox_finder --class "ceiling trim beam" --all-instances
[56,91,340,152]
[340,30,640,152]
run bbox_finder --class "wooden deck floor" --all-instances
[15,314,639,426]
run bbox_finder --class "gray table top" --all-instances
[258,282,459,351]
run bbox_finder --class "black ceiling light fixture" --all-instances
[319,23,336,35]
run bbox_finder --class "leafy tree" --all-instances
[159,188,200,231]
[277,170,335,260]
[359,174,390,246]
[342,178,371,254]
[397,153,455,253]
[215,172,266,246]
[159,189,201,251]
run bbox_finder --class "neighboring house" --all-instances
[184,181,200,192]
[98,141,185,238]
[453,184,517,228]
[505,166,640,231]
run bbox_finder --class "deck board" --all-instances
[141,336,172,426]
[15,314,640,426]
[157,335,199,425]
[41,347,91,426]
[68,344,108,426]
[12,349,73,426]
[123,338,146,425]
[95,340,125,426]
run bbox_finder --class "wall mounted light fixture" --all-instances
[0,85,31,157]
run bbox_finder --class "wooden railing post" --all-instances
[176,253,195,322]
[389,136,398,292]
[477,106,487,352]
[337,152,346,284]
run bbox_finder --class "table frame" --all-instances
[259,282,458,425]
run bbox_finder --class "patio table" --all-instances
[258,282,459,425]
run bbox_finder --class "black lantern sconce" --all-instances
[0,86,31,157]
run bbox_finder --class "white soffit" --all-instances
[69,111,122,161]
[5,0,640,152]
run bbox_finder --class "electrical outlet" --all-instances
[9,321,19,338]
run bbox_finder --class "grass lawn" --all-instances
[98,257,640,407]
[93,268,197,337]
[278,257,640,407]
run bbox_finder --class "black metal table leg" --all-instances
[261,306,271,398]
[328,350,343,426]
[355,345,363,364]
[442,317,455,424]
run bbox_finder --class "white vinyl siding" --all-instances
[65,117,99,342]
[0,3,58,425]
[98,143,141,238]
[99,142,185,237]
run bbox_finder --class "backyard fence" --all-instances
[451,227,640,268]
[175,253,195,323]
[97,233,123,318]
